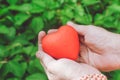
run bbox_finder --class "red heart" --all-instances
[42,25,80,60]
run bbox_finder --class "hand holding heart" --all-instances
[36,22,120,80]
[36,31,101,80]
[38,22,120,72]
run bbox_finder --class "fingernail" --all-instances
[38,31,43,36]
[39,31,45,36]
[39,31,44,34]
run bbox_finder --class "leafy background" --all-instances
[0,0,120,80]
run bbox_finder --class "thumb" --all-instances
[67,21,88,35]
[36,51,55,67]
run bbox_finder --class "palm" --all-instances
[79,33,120,72]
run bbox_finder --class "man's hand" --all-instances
[67,22,120,72]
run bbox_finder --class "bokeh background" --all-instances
[0,0,120,80]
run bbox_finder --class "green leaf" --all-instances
[26,73,48,80]
[94,14,104,25]
[13,55,23,62]
[103,16,115,28]
[2,42,22,57]
[14,13,30,26]
[0,63,3,68]
[30,17,44,34]
[0,63,10,78]
[7,0,18,5]
[24,30,36,40]
[13,34,30,45]
[0,25,9,34]
[32,0,46,8]
[108,4,120,13]
[6,16,14,22]
[0,8,9,16]
[9,3,44,13]
[69,0,77,3]
[82,0,100,6]
[74,5,85,16]
[61,8,74,19]
[0,45,6,57]
[45,0,59,9]
[9,4,31,11]
[28,59,45,74]
[60,16,70,24]
[6,42,22,51]
[30,47,37,57]
[75,14,92,24]
[8,46,23,57]
[7,27,16,39]
[43,10,55,20]
[29,3,45,13]
[23,46,33,55]
[110,70,120,80]
[23,45,37,56]
[6,61,27,77]
[7,78,20,80]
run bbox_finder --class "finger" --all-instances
[38,31,46,44]
[36,51,55,67]
[47,29,57,34]
[40,61,51,76]
[78,44,88,63]
[39,59,51,77]
[39,62,56,80]
[67,21,88,35]
[79,35,85,44]
[38,31,46,50]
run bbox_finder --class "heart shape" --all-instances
[42,25,80,60]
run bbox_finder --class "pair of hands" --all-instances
[36,22,120,80]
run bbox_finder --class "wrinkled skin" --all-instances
[67,22,120,72]
[36,31,101,80]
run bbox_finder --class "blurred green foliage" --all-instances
[0,0,120,80]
